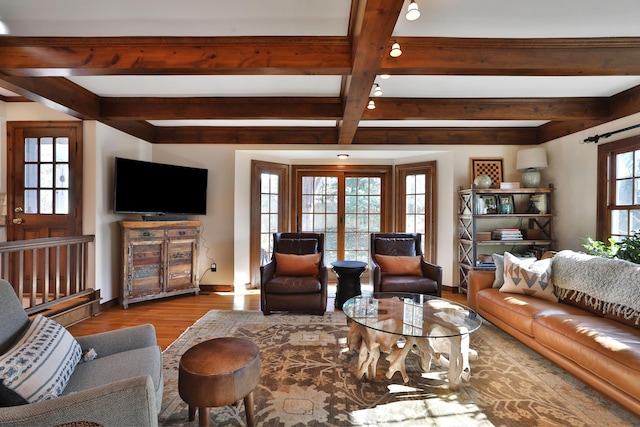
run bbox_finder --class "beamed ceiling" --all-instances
[0,0,640,145]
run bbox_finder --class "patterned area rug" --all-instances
[158,310,638,426]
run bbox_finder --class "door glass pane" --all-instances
[40,189,53,214]
[24,190,38,213]
[55,190,69,214]
[25,164,38,188]
[41,137,54,162]
[40,164,53,188]
[56,164,69,188]
[25,138,38,162]
[404,173,428,254]
[55,137,69,162]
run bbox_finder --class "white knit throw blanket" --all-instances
[552,250,640,324]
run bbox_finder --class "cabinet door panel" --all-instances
[166,238,196,291]
[128,240,164,296]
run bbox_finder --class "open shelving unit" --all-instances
[458,184,555,293]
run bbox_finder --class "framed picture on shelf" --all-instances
[470,158,503,189]
[498,195,515,214]
[529,194,547,214]
[479,195,498,214]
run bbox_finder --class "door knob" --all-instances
[12,218,23,224]
[14,207,23,213]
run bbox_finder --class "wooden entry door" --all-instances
[6,122,83,296]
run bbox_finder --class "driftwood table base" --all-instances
[347,321,477,389]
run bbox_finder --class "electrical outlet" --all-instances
[211,263,217,272]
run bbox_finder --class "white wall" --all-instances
[6,100,640,301]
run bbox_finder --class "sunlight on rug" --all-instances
[158,310,637,426]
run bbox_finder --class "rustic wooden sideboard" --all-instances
[120,220,200,308]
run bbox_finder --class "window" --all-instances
[249,161,288,287]
[597,136,640,241]
[395,162,437,261]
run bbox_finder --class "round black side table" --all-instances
[331,260,368,309]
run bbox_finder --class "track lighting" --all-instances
[390,42,402,58]
[406,0,420,21]
[337,153,349,159]
[367,99,376,110]
[380,74,391,80]
[373,83,382,97]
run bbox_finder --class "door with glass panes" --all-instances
[6,122,83,296]
[292,167,392,272]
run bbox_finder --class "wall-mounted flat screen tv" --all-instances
[114,157,208,216]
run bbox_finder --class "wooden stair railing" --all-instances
[0,235,99,326]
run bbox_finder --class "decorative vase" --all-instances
[473,174,492,189]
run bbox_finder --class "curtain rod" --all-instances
[583,123,640,144]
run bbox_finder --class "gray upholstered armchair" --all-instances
[0,279,163,427]
[370,232,443,297]
[260,232,328,315]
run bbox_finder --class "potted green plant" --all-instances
[581,231,640,264]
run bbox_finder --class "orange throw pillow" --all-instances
[275,252,321,276]
[375,254,422,276]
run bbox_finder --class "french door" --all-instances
[292,166,392,266]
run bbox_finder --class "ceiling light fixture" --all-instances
[390,42,402,58]
[380,74,391,80]
[367,99,376,110]
[406,0,421,21]
[337,153,349,159]
[373,83,382,97]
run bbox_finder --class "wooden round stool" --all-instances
[179,337,260,427]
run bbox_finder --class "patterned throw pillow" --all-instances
[0,315,82,403]
[492,253,537,288]
[499,252,557,302]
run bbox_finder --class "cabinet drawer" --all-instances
[167,228,197,238]
[127,229,165,239]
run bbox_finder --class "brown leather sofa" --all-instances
[467,250,640,416]
[260,232,328,315]
[370,233,442,297]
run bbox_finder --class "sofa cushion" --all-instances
[275,252,321,276]
[500,252,557,302]
[533,315,640,399]
[0,315,81,403]
[476,288,583,337]
[375,254,422,276]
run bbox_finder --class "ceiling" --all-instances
[1,0,640,146]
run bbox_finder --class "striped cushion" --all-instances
[0,315,81,403]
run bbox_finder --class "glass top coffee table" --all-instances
[342,292,482,389]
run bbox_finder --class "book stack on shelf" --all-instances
[492,228,523,240]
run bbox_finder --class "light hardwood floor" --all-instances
[67,285,467,350]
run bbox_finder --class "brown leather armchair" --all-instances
[370,232,442,297]
[260,232,328,315]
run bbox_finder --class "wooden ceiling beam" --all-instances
[338,0,405,144]
[0,36,351,76]
[153,125,537,145]
[363,97,609,121]
[352,127,539,145]
[101,95,609,121]
[380,37,640,76]
[101,97,343,120]
[0,76,155,141]
[2,36,639,76]
[538,84,640,142]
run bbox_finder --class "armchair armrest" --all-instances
[369,256,382,292]
[75,324,158,357]
[420,258,443,296]
[260,259,276,285]
[0,376,158,427]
